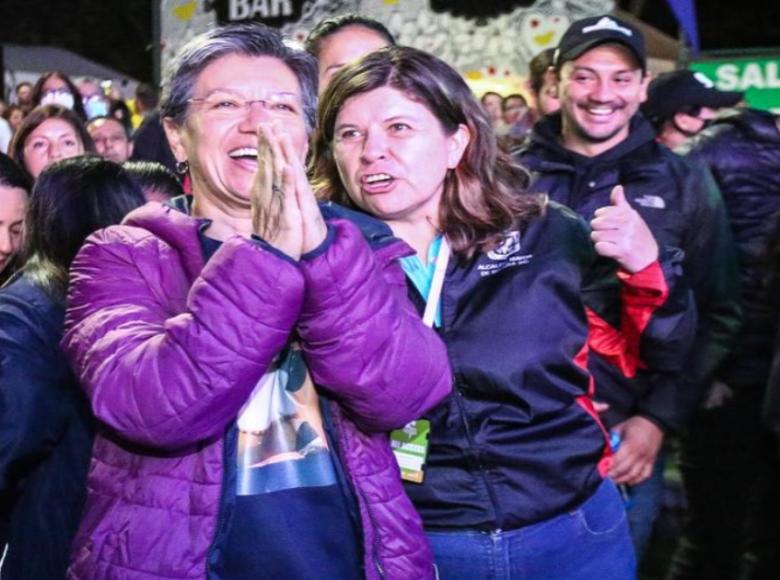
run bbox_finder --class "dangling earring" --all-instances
[176,160,189,175]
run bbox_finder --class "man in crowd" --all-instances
[641,70,743,149]
[86,116,132,164]
[133,82,159,129]
[527,47,560,116]
[666,102,780,578]
[130,83,176,173]
[15,82,34,114]
[517,14,741,560]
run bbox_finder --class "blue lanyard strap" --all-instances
[399,236,449,328]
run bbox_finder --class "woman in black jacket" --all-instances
[310,46,694,580]
[0,156,144,579]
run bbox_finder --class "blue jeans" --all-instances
[427,479,636,580]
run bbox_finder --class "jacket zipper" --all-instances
[451,383,506,529]
[205,426,234,578]
[438,280,506,531]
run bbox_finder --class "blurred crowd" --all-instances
[1,11,780,580]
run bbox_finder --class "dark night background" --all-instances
[0,0,778,84]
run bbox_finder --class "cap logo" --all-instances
[582,17,632,37]
[693,72,715,88]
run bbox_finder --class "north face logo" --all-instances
[633,194,666,209]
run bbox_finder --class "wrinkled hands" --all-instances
[590,186,659,273]
[608,415,664,486]
[252,122,327,261]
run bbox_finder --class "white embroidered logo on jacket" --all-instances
[488,231,523,260]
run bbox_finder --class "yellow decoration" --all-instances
[465,70,484,80]
[534,31,555,46]
[173,0,197,21]
[383,0,399,4]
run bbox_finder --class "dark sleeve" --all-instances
[583,240,696,380]
[676,162,743,418]
[0,298,70,498]
[634,371,681,431]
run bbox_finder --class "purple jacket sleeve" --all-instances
[62,226,304,450]
[297,219,452,432]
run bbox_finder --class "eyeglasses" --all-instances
[188,91,303,120]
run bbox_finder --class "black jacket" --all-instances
[0,274,94,579]
[518,113,742,430]
[399,202,693,531]
[682,109,780,391]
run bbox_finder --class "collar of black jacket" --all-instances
[527,112,658,166]
[319,201,399,248]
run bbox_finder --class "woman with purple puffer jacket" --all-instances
[61,23,450,580]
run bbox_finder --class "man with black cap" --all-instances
[517,13,742,561]
[641,70,744,149]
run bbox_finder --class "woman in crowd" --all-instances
[304,13,395,92]
[61,24,449,580]
[0,156,145,579]
[31,71,88,121]
[310,46,693,579]
[9,105,94,181]
[0,154,29,286]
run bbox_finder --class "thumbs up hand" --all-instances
[589,185,659,273]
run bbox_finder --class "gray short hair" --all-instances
[161,23,318,133]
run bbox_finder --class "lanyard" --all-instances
[392,236,450,484]
[422,237,450,328]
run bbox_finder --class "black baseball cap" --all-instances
[641,70,744,121]
[554,15,646,73]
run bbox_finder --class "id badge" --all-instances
[390,420,430,483]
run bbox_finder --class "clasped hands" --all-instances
[590,185,658,273]
[251,122,327,261]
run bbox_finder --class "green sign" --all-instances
[690,56,780,113]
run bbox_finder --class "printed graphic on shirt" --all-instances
[479,230,533,276]
[236,346,336,495]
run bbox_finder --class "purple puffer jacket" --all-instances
[61,202,451,579]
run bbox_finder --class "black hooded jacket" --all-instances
[682,109,780,391]
[518,113,742,430]
[0,274,94,579]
